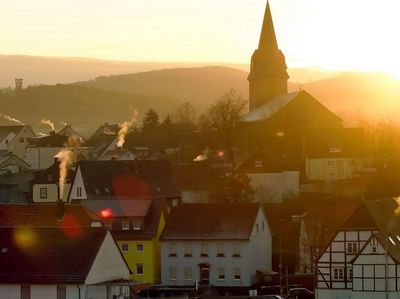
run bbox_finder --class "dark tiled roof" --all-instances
[161,203,259,240]
[364,198,400,234]
[0,125,32,136]
[305,127,366,158]
[0,204,98,227]
[0,227,107,284]
[87,124,119,146]
[31,161,74,184]
[172,163,210,190]
[78,160,181,199]
[28,134,69,147]
[341,202,377,230]
[302,203,360,252]
[111,200,167,240]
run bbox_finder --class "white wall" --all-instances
[181,190,209,203]
[25,147,63,170]
[68,166,87,202]
[85,231,130,285]
[0,285,20,299]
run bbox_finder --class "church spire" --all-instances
[248,0,289,111]
[258,1,278,51]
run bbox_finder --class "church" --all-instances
[239,1,365,181]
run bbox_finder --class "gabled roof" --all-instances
[83,199,152,218]
[0,227,107,284]
[242,92,300,122]
[31,161,74,184]
[161,203,260,240]
[364,198,400,235]
[0,204,98,227]
[236,150,296,173]
[302,203,360,252]
[28,134,69,147]
[57,124,83,139]
[0,125,34,137]
[0,152,30,170]
[110,200,167,240]
[87,123,119,146]
[77,160,180,200]
[341,202,377,230]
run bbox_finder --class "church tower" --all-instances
[248,1,289,111]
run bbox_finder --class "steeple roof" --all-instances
[258,1,279,51]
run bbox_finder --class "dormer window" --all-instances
[133,220,142,230]
[122,220,130,230]
[255,160,263,167]
[328,147,342,153]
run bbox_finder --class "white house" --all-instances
[0,227,131,299]
[0,125,36,160]
[315,202,378,299]
[236,151,299,202]
[160,203,272,287]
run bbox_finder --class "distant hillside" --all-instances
[290,72,400,123]
[0,85,180,136]
[78,66,251,108]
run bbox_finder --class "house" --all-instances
[30,160,74,202]
[98,148,136,161]
[0,227,131,299]
[351,198,400,298]
[25,133,89,170]
[0,125,36,160]
[315,201,379,299]
[0,150,30,174]
[0,203,100,228]
[297,202,360,274]
[86,123,120,160]
[57,123,84,141]
[304,128,367,182]
[83,199,167,283]
[68,160,181,205]
[236,151,299,202]
[160,203,272,288]
[0,172,34,204]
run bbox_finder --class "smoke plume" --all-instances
[117,108,138,148]
[40,119,55,131]
[103,127,116,135]
[1,113,24,125]
[55,149,77,201]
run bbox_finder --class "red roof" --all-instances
[0,204,98,227]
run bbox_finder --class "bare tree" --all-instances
[208,89,247,168]
[173,102,197,127]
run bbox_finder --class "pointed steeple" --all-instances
[248,0,289,111]
[258,1,278,51]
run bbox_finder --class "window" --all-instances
[329,147,342,153]
[233,268,241,280]
[136,243,144,252]
[256,223,259,233]
[218,268,225,280]
[233,244,241,257]
[347,242,357,254]
[169,267,177,280]
[136,263,144,275]
[184,243,192,257]
[184,267,193,280]
[255,160,263,167]
[133,220,141,230]
[20,137,25,143]
[217,243,225,257]
[327,160,336,167]
[57,286,66,299]
[40,188,48,199]
[21,285,30,299]
[76,187,82,197]
[262,221,265,231]
[347,268,353,281]
[121,243,129,252]
[169,243,177,257]
[201,243,208,257]
[333,268,344,280]
[122,220,130,230]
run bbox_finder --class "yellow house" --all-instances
[83,199,167,284]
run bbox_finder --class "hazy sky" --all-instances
[1,0,399,76]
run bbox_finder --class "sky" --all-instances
[1,0,400,77]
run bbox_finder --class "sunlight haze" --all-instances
[0,0,399,77]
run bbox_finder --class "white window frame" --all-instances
[133,220,141,230]
[40,187,48,199]
[333,268,344,280]
[233,268,241,280]
[121,243,129,252]
[233,244,241,257]
[122,220,130,230]
[347,242,358,254]
[76,187,82,197]
[201,243,208,257]
[169,243,177,257]
[218,268,225,280]
[184,267,193,280]
[184,243,192,257]
[217,243,225,257]
[169,267,177,280]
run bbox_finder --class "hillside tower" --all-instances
[248,1,289,111]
